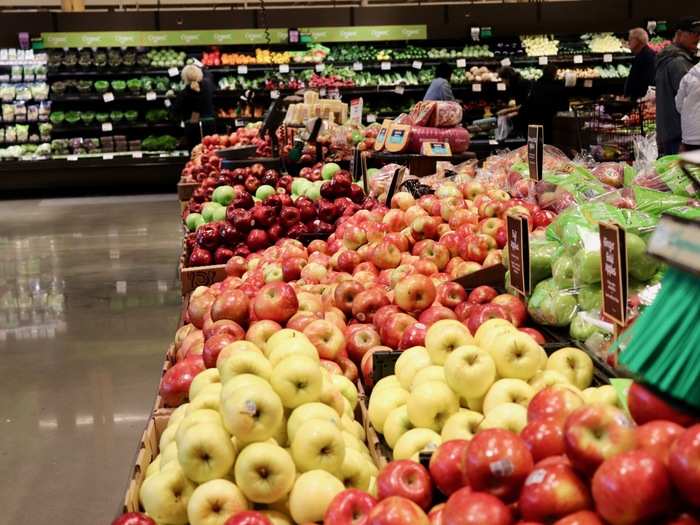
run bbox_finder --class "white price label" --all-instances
[394,85,405,95]
[315,63,325,72]
[381,62,391,71]
[456,58,467,68]
[500,58,511,67]
[367,114,377,123]
[168,67,179,77]
[131,151,143,159]
[192,58,203,68]
[603,53,613,63]
[103,92,114,103]
[235,119,245,127]
[319,88,327,97]
[412,61,423,70]
[101,122,113,132]
[164,99,172,108]
[538,56,548,65]
[270,90,280,100]
[66,155,78,161]
[489,139,499,145]
[102,153,114,160]
[237,65,248,74]
[497,82,506,91]
[471,27,480,41]
[146,91,157,101]
[584,79,593,88]
[574,55,583,64]
[279,64,289,73]
[353,62,363,71]
[472,83,482,92]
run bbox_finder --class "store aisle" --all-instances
[0,195,183,525]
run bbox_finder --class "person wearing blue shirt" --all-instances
[424,62,455,101]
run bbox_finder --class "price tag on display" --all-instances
[456,58,467,68]
[471,27,480,41]
[279,64,290,73]
[159,153,168,158]
[599,222,628,326]
[497,82,506,91]
[366,114,377,123]
[412,60,423,70]
[131,151,143,159]
[237,65,248,74]
[394,85,405,95]
[350,98,363,125]
[500,58,511,67]
[574,55,583,64]
[319,87,327,97]
[421,141,451,156]
[168,67,179,77]
[584,79,593,88]
[373,351,402,385]
[164,99,172,108]
[381,61,391,71]
[527,124,544,181]
[315,63,325,72]
[538,56,548,65]
[489,139,499,145]
[472,83,482,92]
[66,154,78,161]
[235,119,245,127]
[353,62,363,71]
[564,71,577,87]
[603,53,613,63]
[102,153,114,160]
[101,122,113,132]
[146,91,157,101]
[507,214,531,295]
[270,90,280,100]
[374,119,393,151]
[103,92,114,103]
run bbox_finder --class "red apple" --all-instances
[210,289,250,326]
[519,463,592,522]
[378,460,433,511]
[427,504,445,525]
[224,511,273,525]
[304,319,346,361]
[528,386,584,424]
[467,428,534,502]
[225,255,247,277]
[202,332,242,368]
[346,323,381,364]
[335,280,366,316]
[436,282,467,309]
[394,274,437,314]
[429,440,470,497]
[564,405,636,475]
[443,489,512,525]
[627,382,697,427]
[491,294,528,327]
[592,450,672,524]
[519,327,546,345]
[418,304,457,326]
[352,288,391,323]
[252,282,299,324]
[367,496,429,525]
[399,322,428,350]
[373,304,401,331]
[187,287,216,329]
[159,357,205,407]
[203,319,244,340]
[636,420,684,464]
[669,424,700,506]
[521,418,566,463]
[553,511,604,525]
[372,240,402,269]
[455,302,481,323]
[467,285,498,304]
[324,489,377,525]
[111,513,156,525]
[466,303,510,335]
[380,313,418,349]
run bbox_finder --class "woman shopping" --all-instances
[173,64,216,151]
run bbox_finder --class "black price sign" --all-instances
[507,214,531,295]
[527,125,544,181]
[384,167,406,208]
[419,451,433,470]
[372,351,401,387]
[599,222,628,326]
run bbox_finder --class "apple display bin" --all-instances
[358,380,390,470]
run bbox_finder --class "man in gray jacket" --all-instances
[655,17,700,156]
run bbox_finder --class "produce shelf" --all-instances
[50,93,170,103]
[50,121,179,135]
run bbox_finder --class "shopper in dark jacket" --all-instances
[498,66,531,136]
[655,17,700,156]
[174,64,215,151]
[424,62,456,101]
[624,28,656,100]
[524,65,568,143]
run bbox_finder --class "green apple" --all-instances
[577,283,602,311]
[573,248,601,285]
[527,278,578,327]
[185,213,205,232]
[304,183,322,202]
[256,184,276,201]
[212,205,227,222]
[201,202,223,223]
[291,178,312,196]
[626,232,659,281]
[552,254,574,289]
[321,162,341,180]
[212,185,235,206]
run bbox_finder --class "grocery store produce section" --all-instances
[111,78,700,522]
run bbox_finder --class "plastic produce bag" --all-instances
[527,278,578,327]
[634,155,699,197]
[591,162,625,187]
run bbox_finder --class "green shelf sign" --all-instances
[41,25,426,48]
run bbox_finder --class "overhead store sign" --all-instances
[41,25,426,48]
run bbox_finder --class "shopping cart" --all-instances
[573,98,651,161]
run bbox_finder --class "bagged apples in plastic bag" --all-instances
[591,162,625,187]
[527,278,578,327]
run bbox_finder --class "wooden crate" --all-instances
[177,181,198,201]
[358,381,391,469]
[180,261,227,295]
[121,412,171,514]
[153,346,177,414]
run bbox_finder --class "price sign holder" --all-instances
[497,82,506,91]
[237,65,248,74]
[350,97,363,125]
[647,214,700,278]
[599,222,628,328]
[353,62,363,71]
[472,83,482,92]
[168,67,179,77]
[279,64,290,73]
[103,92,114,103]
[527,125,544,181]
[456,58,467,68]
[500,58,511,67]
[315,63,325,72]
[603,54,613,63]
[146,91,157,101]
[101,122,113,132]
[384,124,410,153]
[412,61,423,70]
[393,85,405,95]
[372,351,402,386]
[574,55,584,64]
[421,141,451,156]
[506,214,531,296]
[381,61,391,71]
[374,119,393,152]
[384,167,407,207]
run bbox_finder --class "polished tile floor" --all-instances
[0,194,183,524]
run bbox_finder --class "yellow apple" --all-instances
[218,350,272,384]
[189,368,221,400]
[159,424,179,453]
[343,430,371,457]
[529,370,571,391]
[489,331,544,380]
[373,375,401,392]
[441,409,484,441]
[425,319,474,365]
[368,386,409,434]
[482,378,535,414]
[287,402,341,442]
[288,470,345,524]
[177,422,236,483]
[383,404,414,449]
[270,355,323,409]
[167,403,190,430]
[140,461,196,525]
[478,402,528,433]
[444,345,496,399]
[188,382,223,413]
[291,418,345,476]
[234,441,296,504]
[393,428,442,461]
[474,318,516,348]
[261,510,293,525]
[466,396,484,412]
[221,373,270,402]
[186,478,248,525]
[594,385,623,408]
[268,335,319,366]
[160,441,179,468]
[339,447,372,490]
[410,366,446,390]
[221,383,284,444]
[407,380,459,432]
[175,408,223,445]
[546,347,594,389]
[331,374,359,410]
[395,346,432,390]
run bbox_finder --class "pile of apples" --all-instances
[183,168,372,267]
[366,318,607,459]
